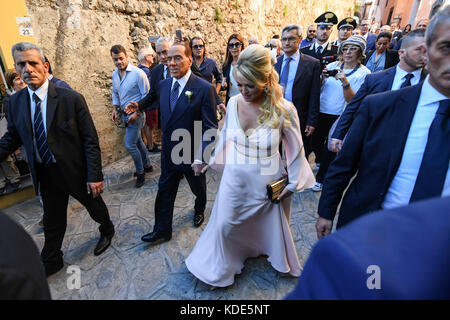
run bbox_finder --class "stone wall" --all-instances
[25,0,355,165]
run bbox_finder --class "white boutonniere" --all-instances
[185,91,193,103]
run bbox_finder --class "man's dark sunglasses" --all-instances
[228,42,242,49]
[193,44,205,49]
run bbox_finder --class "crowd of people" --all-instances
[0,5,448,299]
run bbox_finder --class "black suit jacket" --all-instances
[364,49,400,70]
[149,63,166,110]
[0,81,103,194]
[274,53,321,128]
[137,73,218,170]
[332,66,428,140]
[318,84,426,228]
[0,212,51,299]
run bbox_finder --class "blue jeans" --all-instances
[124,114,150,173]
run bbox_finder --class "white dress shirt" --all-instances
[382,76,450,209]
[391,65,423,91]
[171,69,191,98]
[27,79,55,163]
[312,41,329,55]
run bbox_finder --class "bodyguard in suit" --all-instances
[286,197,450,300]
[315,7,450,237]
[0,42,114,277]
[275,24,321,157]
[126,42,218,245]
[360,19,377,53]
[301,11,339,70]
[331,29,428,151]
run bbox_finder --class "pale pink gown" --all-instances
[185,94,315,287]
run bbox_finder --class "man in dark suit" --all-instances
[126,42,218,244]
[331,29,428,151]
[316,6,450,236]
[360,19,377,53]
[0,212,51,299]
[275,24,321,157]
[286,197,450,299]
[301,11,339,70]
[0,42,114,277]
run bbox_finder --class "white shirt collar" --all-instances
[314,41,328,50]
[419,75,449,107]
[172,69,191,89]
[396,65,422,82]
[27,79,49,102]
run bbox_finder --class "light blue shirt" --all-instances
[112,63,149,110]
[27,79,56,163]
[281,51,300,102]
[171,69,191,98]
[382,76,450,209]
[391,65,422,90]
[366,51,386,73]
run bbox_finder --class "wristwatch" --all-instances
[342,82,350,89]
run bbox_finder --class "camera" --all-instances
[323,69,339,77]
[321,55,337,66]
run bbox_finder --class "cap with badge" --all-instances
[337,17,357,30]
[315,11,338,27]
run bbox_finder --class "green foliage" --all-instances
[233,1,239,9]
[215,7,223,23]
[283,5,287,17]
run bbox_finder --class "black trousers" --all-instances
[153,165,206,235]
[316,148,337,183]
[311,113,339,164]
[36,163,113,268]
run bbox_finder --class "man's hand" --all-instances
[316,217,333,239]
[87,181,103,198]
[112,108,118,123]
[127,112,139,124]
[192,162,206,176]
[125,101,139,115]
[330,139,343,153]
[277,187,293,201]
[217,103,226,114]
[305,125,315,136]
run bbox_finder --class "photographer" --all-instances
[311,35,370,192]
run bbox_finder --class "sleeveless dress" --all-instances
[185,94,316,287]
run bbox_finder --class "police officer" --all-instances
[301,11,339,70]
[332,17,357,46]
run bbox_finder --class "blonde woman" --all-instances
[185,45,315,287]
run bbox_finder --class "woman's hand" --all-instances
[334,68,347,83]
[277,188,293,201]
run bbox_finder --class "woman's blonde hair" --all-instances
[232,44,290,128]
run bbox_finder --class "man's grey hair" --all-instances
[281,24,303,37]
[11,42,45,63]
[155,37,172,47]
[138,47,155,62]
[425,5,450,46]
[269,38,282,48]
[400,29,425,49]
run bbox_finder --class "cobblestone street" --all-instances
[3,153,322,300]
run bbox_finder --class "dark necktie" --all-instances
[165,67,170,79]
[400,73,414,88]
[316,45,323,56]
[279,57,292,96]
[33,93,52,165]
[410,99,450,202]
[170,81,180,112]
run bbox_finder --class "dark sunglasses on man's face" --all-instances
[193,44,204,49]
[228,42,242,49]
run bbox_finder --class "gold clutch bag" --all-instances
[266,176,288,203]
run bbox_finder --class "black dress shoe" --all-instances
[141,231,171,244]
[94,231,114,256]
[144,165,153,173]
[193,212,204,228]
[136,173,145,188]
[45,260,64,277]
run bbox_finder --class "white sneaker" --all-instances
[312,182,323,192]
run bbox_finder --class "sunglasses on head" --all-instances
[228,42,242,49]
[193,44,204,49]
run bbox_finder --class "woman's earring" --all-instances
[264,86,269,94]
